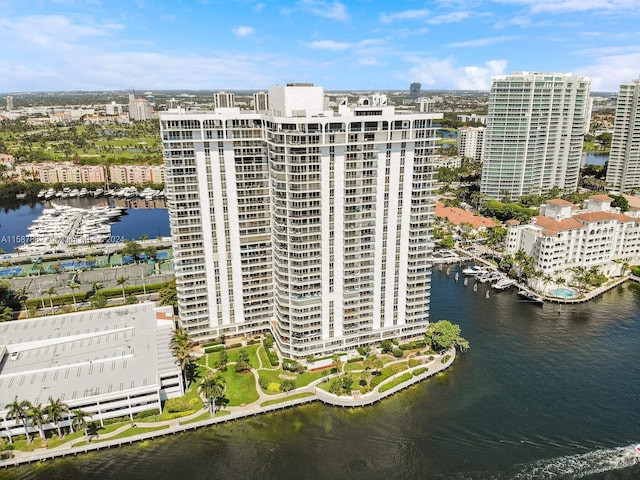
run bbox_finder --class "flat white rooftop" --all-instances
[0,303,177,410]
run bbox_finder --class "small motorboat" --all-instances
[634,444,640,454]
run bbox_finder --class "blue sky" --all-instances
[1,0,639,93]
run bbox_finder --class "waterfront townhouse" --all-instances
[505,195,640,281]
[13,162,107,184]
[109,164,164,185]
[160,83,442,358]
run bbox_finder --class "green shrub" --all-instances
[227,343,242,349]
[201,341,223,348]
[356,346,366,356]
[408,359,422,368]
[204,345,225,353]
[441,355,451,364]
[346,356,364,364]
[392,348,404,358]
[399,340,427,350]
[165,397,192,413]
[134,409,159,419]
[412,367,429,376]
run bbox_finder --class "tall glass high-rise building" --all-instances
[606,78,640,192]
[481,72,591,200]
[160,84,442,358]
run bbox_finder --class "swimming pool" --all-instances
[550,287,576,299]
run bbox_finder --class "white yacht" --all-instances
[492,278,517,290]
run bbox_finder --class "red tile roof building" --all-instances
[506,196,640,280]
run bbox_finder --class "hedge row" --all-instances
[24,282,167,308]
[263,338,279,366]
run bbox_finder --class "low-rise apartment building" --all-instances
[0,303,182,440]
[505,195,640,281]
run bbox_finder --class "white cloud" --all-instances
[253,2,265,12]
[297,0,349,21]
[308,38,384,51]
[0,15,122,49]
[232,26,254,37]
[428,11,471,24]
[308,40,350,50]
[577,50,640,91]
[380,9,431,23]
[407,57,507,90]
[493,0,640,13]
[449,36,517,47]
[358,57,380,66]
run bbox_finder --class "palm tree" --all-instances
[71,409,92,440]
[570,266,588,290]
[45,286,57,314]
[27,404,46,443]
[91,281,103,295]
[116,276,129,300]
[7,397,32,443]
[68,281,80,311]
[46,397,70,439]
[200,374,226,414]
[5,397,29,444]
[169,328,195,388]
[16,285,30,319]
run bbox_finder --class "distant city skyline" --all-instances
[1,0,639,93]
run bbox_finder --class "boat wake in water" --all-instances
[512,445,640,479]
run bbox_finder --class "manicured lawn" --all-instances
[379,372,413,393]
[344,362,365,372]
[370,362,409,388]
[227,344,260,368]
[73,425,169,446]
[412,367,429,376]
[258,368,329,394]
[180,412,212,425]
[260,392,315,407]
[219,369,259,406]
[257,345,272,368]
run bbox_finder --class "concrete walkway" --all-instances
[1,347,457,468]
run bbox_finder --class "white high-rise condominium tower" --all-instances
[457,126,485,161]
[481,72,591,200]
[160,83,442,358]
[606,78,640,192]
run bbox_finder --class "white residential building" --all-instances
[457,126,485,161]
[505,195,640,281]
[606,78,640,192]
[456,114,486,125]
[160,83,442,358]
[0,304,183,440]
[481,72,591,200]
[106,101,123,115]
[129,93,154,121]
[213,91,236,109]
[253,91,269,113]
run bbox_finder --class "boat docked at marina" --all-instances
[462,265,489,276]
[517,289,544,304]
[15,202,124,254]
[492,278,517,290]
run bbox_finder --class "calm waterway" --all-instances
[3,265,640,479]
[0,197,170,253]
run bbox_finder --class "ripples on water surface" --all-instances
[4,266,640,480]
